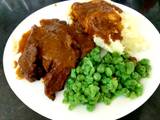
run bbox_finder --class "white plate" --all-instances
[3,0,160,120]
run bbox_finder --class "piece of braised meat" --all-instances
[69,22,95,57]
[18,19,80,99]
[71,0,123,43]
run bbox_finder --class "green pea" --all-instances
[124,80,138,90]
[112,79,118,89]
[69,104,76,110]
[139,58,150,65]
[122,52,130,59]
[88,85,99,98]
[101,77,111,84]
[121,88,130,96]
[77,74,85,81]
[103,97,111,105]
[126,62,135,75]
[105,67,112,77]
[108,65,115,74]
[101,85,108,93]
[135,83,143,96]
[120,73,130,82]
[136,64,147,77]
[129,92,137,99]
[87,104,95,112]
[103,52,112,63]
[63,97,68,103]
[112,56,123,64]
[97,64,105,73]
[93,47,101,54]
[115,63,125,73]
[92,54,101,63]
[76,66,82,74]
[93,81,99,86]
[86,76,94,84]
[117,83,122,90]
[67,78,74,85]
[70,69,76,78]
[131,72,141,81]
[93,73,101,81]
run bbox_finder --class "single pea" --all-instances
[80,95,88,104]
[63,96,68,103]
[92,47,101,54]
[69,104,76,110]
[115,63,125,73]
[103,97,111,105]
[122,52,130,59]
[70,69,76,78]
[82,65,91,75]
[103,52,112,63]
[126,61,135,75]
[97,64,105,73]
[112,56,123,64]
[86,76,94,84]
[89,67,95,76]
[117,83,122,90]
[112,52,121,58]
[135,83,143,96]
[129,92,137,99]
[88,85,99,98]
[76,66,82,74]
[101,85,108,93]
[87,104,95,112]
[139,58,150,65]
[106,80,113,90]
[84,87,90,96]
[75,82,82,91]
[68,95,74,102]
[115,71,121,77]
[101,77,111,84]
[121,88,130,96]
[72,84,78,92]
[93,81,99,86]
[120,73,130,82]
[131,72,141,81]
[105,67,112,77]
[77,74,85,81]
[111,79,118,89]
[92,54,101,63]
[114,90,123,97]
[124,80,138,90]
[136,64,147,77]
[93,73,101,81]
[67,78,74,85]
[108,65,115,74]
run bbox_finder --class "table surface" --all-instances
[0,0,160,120]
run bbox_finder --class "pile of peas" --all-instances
[63,47,151,111]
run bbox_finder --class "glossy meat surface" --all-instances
[18,19,80,99]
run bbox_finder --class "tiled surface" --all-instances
[0,0,160,120]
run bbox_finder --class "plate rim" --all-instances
[3,0,160,120]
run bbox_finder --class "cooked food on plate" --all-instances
[15,0,151,111]
[63,47,151,111]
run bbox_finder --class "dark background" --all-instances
[0,0,160,120]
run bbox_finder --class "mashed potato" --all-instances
[94,12,149,55]
[121,12,149,54]
[94,35,124,54]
